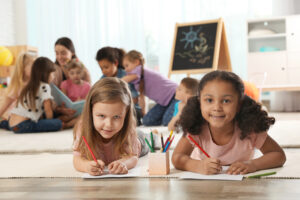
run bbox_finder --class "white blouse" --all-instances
[10,82,53,122]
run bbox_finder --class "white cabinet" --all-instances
[247,15,300,89]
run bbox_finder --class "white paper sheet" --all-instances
[82,166,143,179]
[179,166,243,181]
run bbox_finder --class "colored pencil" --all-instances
[150,131,154,150]
[145,137,154,152]
[187,135,210,158]
[163,135,174,152]
[160,133,164,149]
[247,171,276,178]
[82,136,98,164]
[169,130,173,138]
[164,137,170,148]
[165,135,175,152]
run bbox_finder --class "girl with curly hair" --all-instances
[172,70,286,175]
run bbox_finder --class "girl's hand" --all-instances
[227,161,257,175]
[56,102,76,115]
[86,160,105,176]
[196,158,222,175]
[108,160,128,174]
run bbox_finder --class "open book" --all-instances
[50,83,85,117]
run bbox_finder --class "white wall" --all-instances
[0,0,28,46]
[0,0,15,45]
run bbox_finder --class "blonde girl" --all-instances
[73,77,148,176]
[0,52,34,120]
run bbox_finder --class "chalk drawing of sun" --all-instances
[180,26,201,49]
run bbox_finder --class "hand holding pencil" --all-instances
[82,135,105,176]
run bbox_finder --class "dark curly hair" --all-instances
[179,70,275,139]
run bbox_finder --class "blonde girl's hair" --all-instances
[6,52,35,96]
[123,50,145,95]
[65,58,84,71]
[77,77,137,160]
[17,57,56,110]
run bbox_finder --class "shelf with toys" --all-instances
[0,45,38,96]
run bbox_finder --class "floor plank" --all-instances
[0,178,299,200]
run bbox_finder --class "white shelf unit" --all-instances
[247,15,300,90]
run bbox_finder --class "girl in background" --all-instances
[96,47,142,126]
[172,70,286,175]
[0,53,34,128]
[5,57,62,133]
[122,50,178,126]
[73,78,148,176]
[60,59,91,128]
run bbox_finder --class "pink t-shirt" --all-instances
[73,125,141,165]
[60,79,90,102]
[187,123,268,166]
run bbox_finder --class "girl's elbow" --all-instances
[171,153,180,168]
[279,151,287,166]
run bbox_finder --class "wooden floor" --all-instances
[0,178,300,199]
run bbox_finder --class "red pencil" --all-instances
[187,135,210,158]
[165,135,175,152]
[82,136,98,164]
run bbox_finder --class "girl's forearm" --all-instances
[172,153,201,173]
[251,151,286,171]
[119,156,138,170]
[73,155,88,172]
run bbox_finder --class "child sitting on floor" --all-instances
[4,57,63,133]
[60,59,91,102]
[0,52,34,122]
[60,59,91,128]
[172,70,286,175]
[73,77,149,176]
[168,77,199,132]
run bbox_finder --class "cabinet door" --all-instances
[286,16,300,51]
[248,52,287,86]
[287,68,300,85]
[287,51,300,68]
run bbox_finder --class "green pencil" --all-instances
[150,132,154,150]
[247,171,276,178]
[145,138,154,152]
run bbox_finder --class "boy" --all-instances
[168,77,198,131]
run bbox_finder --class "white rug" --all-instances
[0,117,299,154]
[0,129,73,153]
[0,149,298,179]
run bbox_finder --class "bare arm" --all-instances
[227,135,286,174]
[73,155,105,176]
[108,156,138,174]
[168,114,180,131]
[168,102,184,131]
[172,136,221,174]
[252,135,286,170]
[121,74,138,83]
[0,96,15,119]
[43,99,53,119]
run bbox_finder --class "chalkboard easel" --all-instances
[168,18,231,78]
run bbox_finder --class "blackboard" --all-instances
[168,18,231,77]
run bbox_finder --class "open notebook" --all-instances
[50,83,85,117]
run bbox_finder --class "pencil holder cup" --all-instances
[148,151,170,175]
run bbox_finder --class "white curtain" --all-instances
[26,0,272,84]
